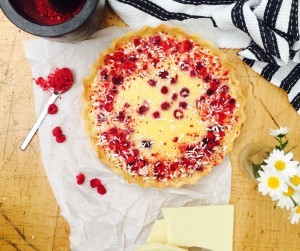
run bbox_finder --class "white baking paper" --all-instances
[23,19,231,251]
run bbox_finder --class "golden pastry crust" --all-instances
[82,24,245,189]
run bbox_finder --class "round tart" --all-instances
[83,25,245,188]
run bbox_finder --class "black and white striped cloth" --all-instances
[108,0,300,114]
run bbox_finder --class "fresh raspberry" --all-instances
[76,173,85,185]
[179,101,188,109]
[153,111,160,119]
[180,87,190,98]
[137,105,149,115]
[161,86,169,94]
[173,109,184,120]
[161,102,171,111]
[56,134,66,143]
[171,93,178,101]
[48,104,58,114]
[90,178,102,188]
[52,126,62,137]
[97,184,107,195]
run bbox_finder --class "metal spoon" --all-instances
[20,92,60,151]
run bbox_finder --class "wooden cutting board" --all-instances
[0,4,299,251]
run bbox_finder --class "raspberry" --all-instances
[158,70,169,79]
[147,79,157,87]
[179,101,188,109]
[56,134,66,143]
[137,105,149,115]
[76,173,85,185]
[137,161,145,168]
[48,104,58,114]
[90,178,101,188]
[173,109,184,120]
[104,103,114,112]
[153,111,160,119]
[161,102,171,111]
[97,184,107,195]
[161,86,169,94]
[126,156,136,164]
[180,87,190,98]
[52,126,62,137]
[171,93,178,101]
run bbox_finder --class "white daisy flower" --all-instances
[289,168,300,191]
[289,205,300,224]
[257,169,288,200]
[264,149,298,180]
[275,186,300,210]
[269,127,289,137]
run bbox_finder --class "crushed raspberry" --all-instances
[90,178,102,188]
[190,70,197,77]
[172,137,178,142]
[221,85,229,93]
[206,88,215,96]
[170,162,179,171]
[153,111,160,119]
[180,87,190,97]
[56,134,66,143]
[100,69,108,80]
[35,68,74,93]
[158,70,169,79]
[183,40,193,52]
[104,103,114,112]
[116,111,125,122]
[137,104,149,115]
[52,126,62,137]
[126,156,136,164]
[229,98,236,105]
[76,173,85,185]
[161,102,171,111]
[171,93,178,101]
[112,75,124,85]
[147,79,157,87]
[170,77,178,85]
[161,86,169,94]
[173,109,184,119]
[48,104,58,114]
[179,101,188,109]
[137,161,145,168]
[97,184,107,195]
[151,35,162,45]
[133,37,141,46]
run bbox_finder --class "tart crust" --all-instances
[82,24,246,189]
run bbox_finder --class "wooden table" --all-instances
[0,5,299,251]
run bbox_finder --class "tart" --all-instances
[83,25,245,188]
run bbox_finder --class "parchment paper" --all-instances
[23,19,232,251]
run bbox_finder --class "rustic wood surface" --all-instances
[0,4,299,251]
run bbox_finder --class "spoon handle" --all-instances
[20,93,60,151]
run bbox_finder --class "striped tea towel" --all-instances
[108,0,300,114]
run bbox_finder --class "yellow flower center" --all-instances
[296,206,300,214]
[283,186,295,197]
[291,175,300,186]
[275,160,286,171]
[268,177,280,189]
